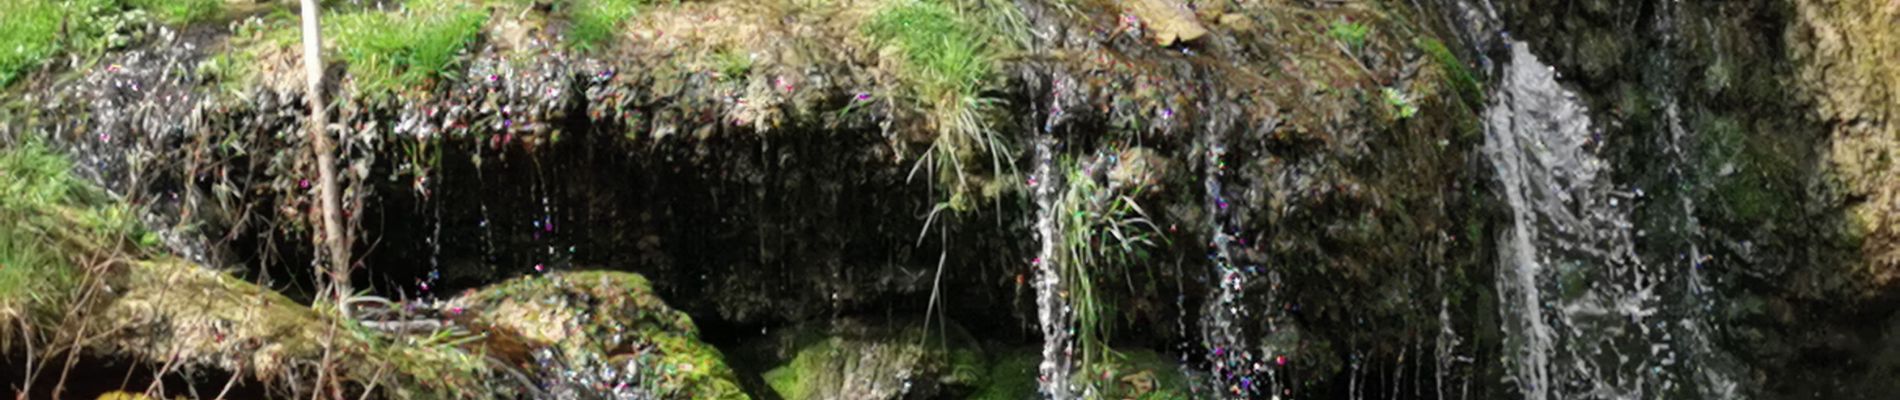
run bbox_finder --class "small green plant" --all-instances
[710,48,753,81]
[128,0,220,24]
[566,0,647,52]
[868,0,1012,200]
[1329,18,1370,50]
[1383,87,1418,119]
[329,0,488,97]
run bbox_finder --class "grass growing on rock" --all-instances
[866,0,1012,200]
[127,0,220,24]
[565,0,648,52]
[329,0,488,98]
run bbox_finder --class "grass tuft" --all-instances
[329,0,489,98]
[1053,155,1164,371]
[868,0,1012,200]
[0,140,148,331]
[565,0,648,52]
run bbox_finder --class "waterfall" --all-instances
[1485,40,1742,400]
[1032,82,1074,399]
[1199,121,1261,398]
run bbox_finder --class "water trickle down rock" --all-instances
[1032,72,1076,399]
[1200,108,1258,398]
[1485,40,1739,400]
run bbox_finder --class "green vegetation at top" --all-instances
[565,0,649,52]
[865,0,1012,200]
[0,0,122,87]
[0,0,226,87]
[329,0,489,98]
[128,0,221,24]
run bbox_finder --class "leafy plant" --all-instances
[1329,18,1370,50]
[329,0,488,97]
[1383,87,1418,119]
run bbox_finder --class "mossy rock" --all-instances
[971,347,1198,400]
[969,349,1040,400]
[755,318,983,400]
[458,271,748,399]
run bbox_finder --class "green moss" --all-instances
[970,350,1039,400]
[329,0,488,98]
[127,0,219,24]
[565,0,648,52]
[759,320,982,399]
[1077,349,1192,400]
[463,271,746,399]
[1417,37,1483,108]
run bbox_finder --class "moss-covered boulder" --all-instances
[752,318,983,400]
[455,271,748,399]
[971,347,1199,400]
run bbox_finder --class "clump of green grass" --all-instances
[1329,18,1370,50]
[0,0,66,86]
[1053,155,1163,371]
[710,48,752,81]
[565,0,647,52]
[329,0,488,97]
[0,140,149,330]
[867,0,1011,200]
[127,0,220,24]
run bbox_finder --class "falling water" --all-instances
[1032,80,1074,398]
[1199,123,1262,398]
[1485,40,1741,399]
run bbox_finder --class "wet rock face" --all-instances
[1493,0,1900,396]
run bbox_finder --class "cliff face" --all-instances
[1492,0,1900,396]
[6,0,1489,397]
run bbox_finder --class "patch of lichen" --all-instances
[459,271,747,399]
[1791,0,1900,293]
